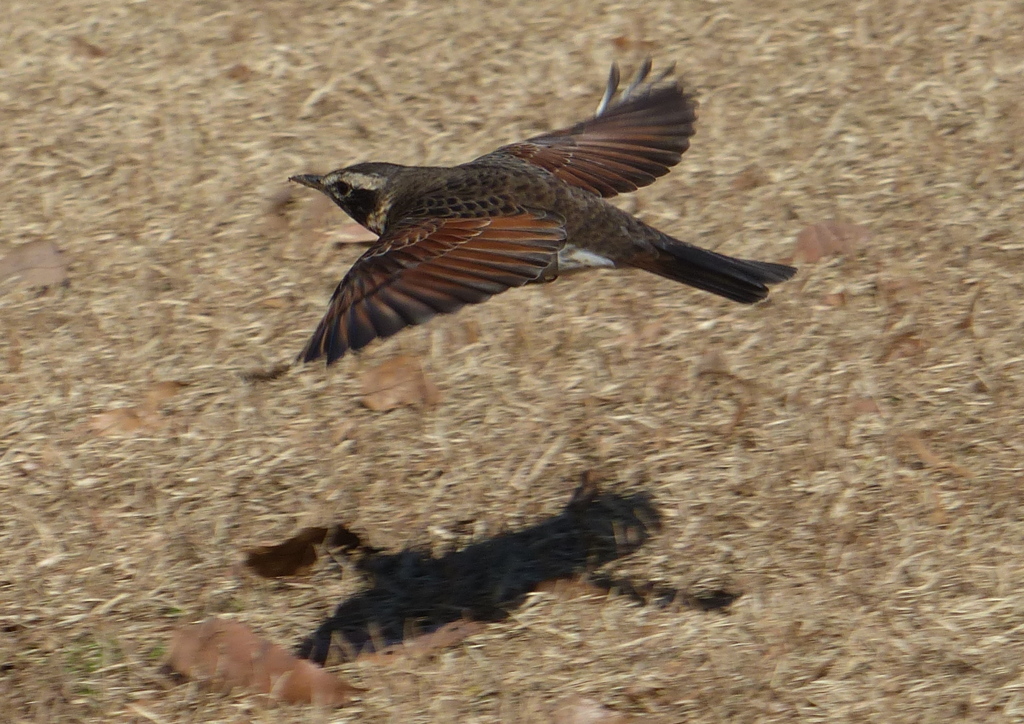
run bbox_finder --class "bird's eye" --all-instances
[332,180,351,196]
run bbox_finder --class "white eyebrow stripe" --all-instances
[341,172,387,190]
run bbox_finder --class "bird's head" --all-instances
[289,162,404,234]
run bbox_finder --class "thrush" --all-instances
[291,60,796,364]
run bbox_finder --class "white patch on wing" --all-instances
[557,245,616,271]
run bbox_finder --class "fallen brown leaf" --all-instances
[245,527,328,578]
[793,221,870,263]
[360,355,442,411]
[167,618,360,707]
[0,240,68,289]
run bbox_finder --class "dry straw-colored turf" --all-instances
[2,0,1024,721]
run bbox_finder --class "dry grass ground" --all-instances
[2,0,1023,721]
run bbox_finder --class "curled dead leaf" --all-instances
[793,221,870,263]
[167,618,360,707]
[360,356,442,412]
[245,527,328,578]
[0,240,68,289]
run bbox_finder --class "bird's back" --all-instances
[385,160,570,225]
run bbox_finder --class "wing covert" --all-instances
[301,211,565,364]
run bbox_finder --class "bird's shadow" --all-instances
[298,475,738,665]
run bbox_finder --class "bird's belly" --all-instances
[556,245,617,271]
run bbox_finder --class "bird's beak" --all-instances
[289,174,324,190]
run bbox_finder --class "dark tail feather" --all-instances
[628,235,796,304]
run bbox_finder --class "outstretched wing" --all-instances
[301,211,566,364]
[475,60,698,198]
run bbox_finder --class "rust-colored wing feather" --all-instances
[301,211,566,364]
[475,60,698,198]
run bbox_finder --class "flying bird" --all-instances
[291,60,795,364]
